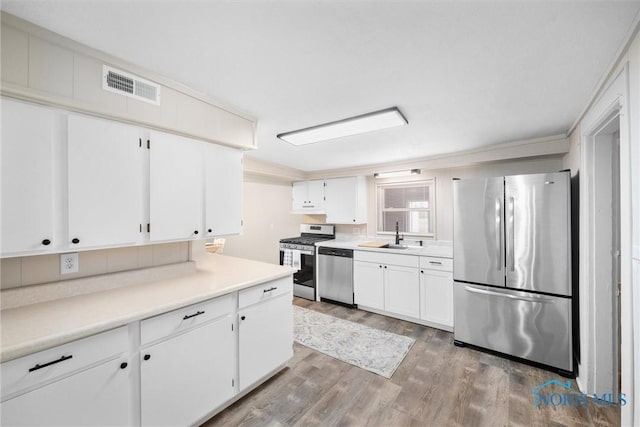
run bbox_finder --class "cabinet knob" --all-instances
[379,265,382,268]
[143,354,151,361]
[71,238,80,244]
[241,315,246,320]
[384,266,387,269]
[42,239,51,246]
[120,362,128,369]
[353,219,356,222]
[208,228,212,233]
[194,230,199,235]
[421,270,424,274]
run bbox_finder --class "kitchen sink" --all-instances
[387,244,409,250]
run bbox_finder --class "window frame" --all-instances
[376,179,436,239]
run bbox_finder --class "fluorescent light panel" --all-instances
[374,169,421,179]
[277,107,407,146]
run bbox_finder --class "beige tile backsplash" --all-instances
[0,243,190,290]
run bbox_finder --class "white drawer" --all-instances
[1,326,128,400]
[140,295,233,346]
[354,250,419,268]
[420,256,453,272]
[239,277,292,309]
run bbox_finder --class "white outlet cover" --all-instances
[60,253,79,274]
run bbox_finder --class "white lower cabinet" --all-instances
[1,278,294,426]
[353,260,385,309]
[354,250,452,330]
[354,251,420,318]
[1,326,130,426]
[238,279,293,390]
[384,265,420,318]
[139,295,234,426]
[140,316,234,427]
[419,256,454,329]
[1,358,131,426]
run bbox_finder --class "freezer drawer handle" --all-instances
[29,355,73,372]
[464,285,555,304]
[183,310,205,320]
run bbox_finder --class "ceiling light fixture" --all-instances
[373,169,421,179]
[277,107,408,146]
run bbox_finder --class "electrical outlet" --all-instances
[60,253,79,274]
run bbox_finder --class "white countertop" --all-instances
[316,239,453,258]
[0,254,294,363]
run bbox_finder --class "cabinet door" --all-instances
[204,143,243,237]
[291,181,307,211]
[149,130,203,241]
[1,98,55,256]
[324,176,367,224]
[1,359,130,426]
[325,177,356,224]
[239,293,293,390]
[420,269,454,327]
[306,179,325,208]
[353,261,384,309]
[140,317,235,427]
[68,115,142,248]
[384,265,420,318]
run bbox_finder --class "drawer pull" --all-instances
[263,287,278,293]
[183,310,205,320]
[143,354,151,361]
[120,362,128,369]
[429,261,443,265]
[241,315,246,320]
[29,355,73,372]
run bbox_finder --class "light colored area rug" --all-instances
[293,306,415,379]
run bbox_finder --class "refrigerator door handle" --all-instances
[464,285,556,304]
[507,196,515,271]
[495,198,502,271]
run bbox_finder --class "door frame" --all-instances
[578,64,632,409]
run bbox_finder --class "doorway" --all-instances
[586,114,621,395]
[578,65,632,410]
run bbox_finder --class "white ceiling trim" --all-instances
[307,134,569,180]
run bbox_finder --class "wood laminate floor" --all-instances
[202,298,620,427]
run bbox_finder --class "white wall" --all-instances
[563,25,639,426]
[325,157,564,241]
[625,27,640,427]
[212,178,303,265]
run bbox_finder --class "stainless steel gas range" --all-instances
[279,224,335,300]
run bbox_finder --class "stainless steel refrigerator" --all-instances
[453,171,573,375]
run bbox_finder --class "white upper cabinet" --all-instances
[204,143,243,237]
[149,131,204,242]
[68,115,143,249]
[292,180,325,213]
[0,96,244,256]
[324,176,368,224]
[1,98,56,257]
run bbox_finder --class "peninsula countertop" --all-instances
[0,254,294,363]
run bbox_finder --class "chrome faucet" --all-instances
[395,221,403,245]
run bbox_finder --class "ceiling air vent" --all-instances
[102,65,161,105]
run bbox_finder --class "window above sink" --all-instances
[376,180,435,238]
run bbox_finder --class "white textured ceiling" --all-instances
[3,1,640,172]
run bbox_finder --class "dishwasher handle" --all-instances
[318,247,353,258]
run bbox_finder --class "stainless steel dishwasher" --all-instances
[317,247,354,306]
